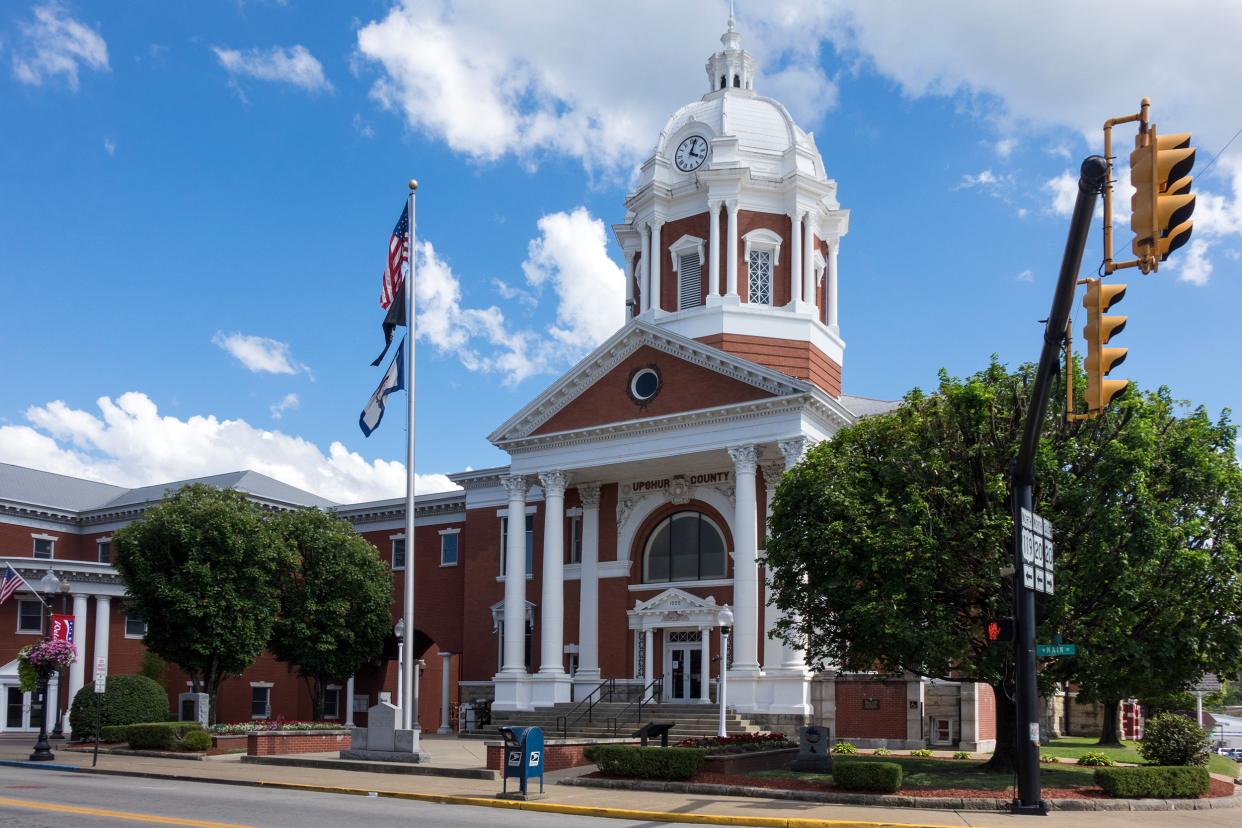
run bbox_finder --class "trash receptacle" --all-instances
[498,725,544,796]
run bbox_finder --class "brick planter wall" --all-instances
[486,740,638,772]
[211,734,247,750]
[246,730,352,756]
[703,747,799,775]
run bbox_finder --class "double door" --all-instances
[664,631,704,702]
[2,686,42,732]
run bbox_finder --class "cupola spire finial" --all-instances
[728,0,736,31]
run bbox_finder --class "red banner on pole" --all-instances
[52,614,75,646]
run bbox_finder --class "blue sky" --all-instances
[3,0,1241,503]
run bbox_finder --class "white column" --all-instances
[725,201,739,297]
[777,438,810,668]
[538,471,571,675]
[789,211,803,306]
[500,475,530,673]
[650,220,664,312]
[643,628,654,700]
[623,250,637,319]
[707,201,722,299]
[804,214,816,311]
[346,676,355,726]
[827,239,839,332]
[68,592,88,725]
[761,464,785,670]
[639,224,651,313]
[438,652,453,733]
[698,626,712,703]
[94,595,111,675]
[576,483,602,684]
[727,445,761,671]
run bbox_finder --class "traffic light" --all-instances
[985,617,1015,645]
[1082,278,1129,410]
[1130,131,1196,270]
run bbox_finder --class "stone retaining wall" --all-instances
[246,730,352,756]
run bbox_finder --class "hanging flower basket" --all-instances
[17,640,76,692]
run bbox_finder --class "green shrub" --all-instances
[1095,766,1210,798]
[183,730,212,751]
[126,721,201,751]
[833,761,902,793]
[1077,751,1117,767]
[582,745,600,763]
[69,675,169,738]
[591,746,704,779]
[831,742,858,754]
[99,725,129,743]
[1138,712,1212,767]
[952,751,971,760]
[908,749,933,757]
[873,747,892,756]
[1040,753,1061,764]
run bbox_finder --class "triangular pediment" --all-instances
[627,588,723,630]
[488,321,810,443]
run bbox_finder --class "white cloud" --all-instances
[1016,269,1034,282]
[994,138,1016,159]
[213,45,332,92]
[0,393,459,503]
[12,1,109,90]
[1169,238,1213,287]
[103,138,114,156]
[954,169,1000,190]
[352,113,375,138]
[415,208,624,385]
[269,393,298,420]
[213,332,311,376]
[1044,170,1077,217]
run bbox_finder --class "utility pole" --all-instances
[1010,155,1108,816]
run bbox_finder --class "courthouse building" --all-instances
[0,17,1004,750]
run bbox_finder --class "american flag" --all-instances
[0,565,24,605]
[379,203,410,311]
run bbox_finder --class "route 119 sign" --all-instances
[1020,507,1055,595]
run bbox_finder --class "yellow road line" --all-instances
[254,780,977,828]
[0,796,259,828]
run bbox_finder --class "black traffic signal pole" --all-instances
[1010,155,1108,816]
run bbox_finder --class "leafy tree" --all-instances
[764,357,1242,773]
[112,484,293,723]
[268,508,394,720]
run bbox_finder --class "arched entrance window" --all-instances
[642,511,727,583]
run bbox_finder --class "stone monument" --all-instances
[790,725,832,773]
[178,693,209,728]
[340,701,429,763]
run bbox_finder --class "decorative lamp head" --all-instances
[59,579,71,594]
[718,604,734,628]
[395,619,406,638]
[40,569,59,595]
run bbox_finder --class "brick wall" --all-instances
[835,681,908,740]
[246,730,351,756]
[487,741,636,772]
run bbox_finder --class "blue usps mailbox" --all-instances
[498,725,544,796]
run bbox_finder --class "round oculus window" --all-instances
[626,364,663,409]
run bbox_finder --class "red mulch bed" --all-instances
[585,771,1237,800]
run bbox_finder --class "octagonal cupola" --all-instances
[705,9,757,93]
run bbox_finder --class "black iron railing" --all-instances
[556,678,617,738]
[607,677,663,736]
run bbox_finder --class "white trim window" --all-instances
[323,686,341,719]
[250,684,273,719]
[17,600,42,634]
[391,537,406,571]
[125,614,147,638]
[439,530,459,567]
[568,517,582,565]
[500,516,534,576]
[742,229,782,306]
[669,234,706,311]
[31,535,55,560]
[931,717,957,746]
[97,538,111,564]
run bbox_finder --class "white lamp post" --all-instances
[716,604,733,738]
[394,619,405,713]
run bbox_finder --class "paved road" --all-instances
[0,768,661,828]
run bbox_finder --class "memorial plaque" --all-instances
[862,697,880,710]
[791,726,833,773]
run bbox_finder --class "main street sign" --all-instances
[1036,644,1076,656]
[1020,507,1055,594]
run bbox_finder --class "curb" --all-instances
[62,747,207,761]
[0,760,79,772]
[239,754,498,780]
[253,780,967,827]
[559,776,1242,812]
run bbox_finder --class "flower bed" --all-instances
[210,717,347,734]
[674,733,794,755]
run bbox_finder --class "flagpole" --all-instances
[403,180,419,742]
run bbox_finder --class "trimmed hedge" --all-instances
[100,726,130,743]
[68,675,169,738]
[833,761,902,793]
[126,721,202,751]
[1094,766,1210,799]
[183,730,212,751]
[584,745,705,779]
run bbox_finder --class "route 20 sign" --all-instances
[1020,508,1056,595]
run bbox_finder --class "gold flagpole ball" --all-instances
[409,179,418,191]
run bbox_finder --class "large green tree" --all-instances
[112,484,293,723]
[764,358,1242,772]
[268,508,394,720]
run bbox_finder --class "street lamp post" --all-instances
[395,619,406,713]
[51,578,70,740]
[715,605,733,739]
[30,569,60,761]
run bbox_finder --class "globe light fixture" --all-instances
[716,604,733,738]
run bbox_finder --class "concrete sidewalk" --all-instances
[0,734,1237,828]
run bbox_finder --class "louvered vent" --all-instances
[678,253,701,310]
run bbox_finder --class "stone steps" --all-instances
[461,701,765,740]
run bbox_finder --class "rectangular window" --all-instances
[251,687,270,718]
[748,250,771,305]
[441,533,458,566]
[496,619,533,672]
[323,688,339,719]
[392,539,406,570]
[569,517,582,564]
[32,538,53,559]
[98,541,111,564]
[17,600,42,634]
[125,614,146,638]
[500,515,534,576]
[678,253,701,310]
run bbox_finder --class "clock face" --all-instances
[675,136,709,172]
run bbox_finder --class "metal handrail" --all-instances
[607,677,663,736]
[556,678,616,738]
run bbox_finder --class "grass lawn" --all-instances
[1039,737,1240,778]
[749,754,1097,791]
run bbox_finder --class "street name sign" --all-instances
[1036,644,1076,656]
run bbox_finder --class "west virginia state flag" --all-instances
[360,338,405,437]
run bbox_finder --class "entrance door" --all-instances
[664,632,703,701]
[5,687,24,730]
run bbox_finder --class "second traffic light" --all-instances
[1131,130,1196,272]
[1082,278,1129,411]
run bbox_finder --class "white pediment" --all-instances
[627,588,724,630]
[487,320,811,444]
[490,599,536,630]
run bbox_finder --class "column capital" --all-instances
[788,208,805,223]
[724,199,740,214]
[640,222,652,237]
[778,438,814,470]
[537,470,573,497]
[502,474,531,498]
[708,199,723,215]
[651,217,666,230]
[624,248,637,263]
[761,464,784,491]
[576,482,602,510]
[728,444,763,473]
